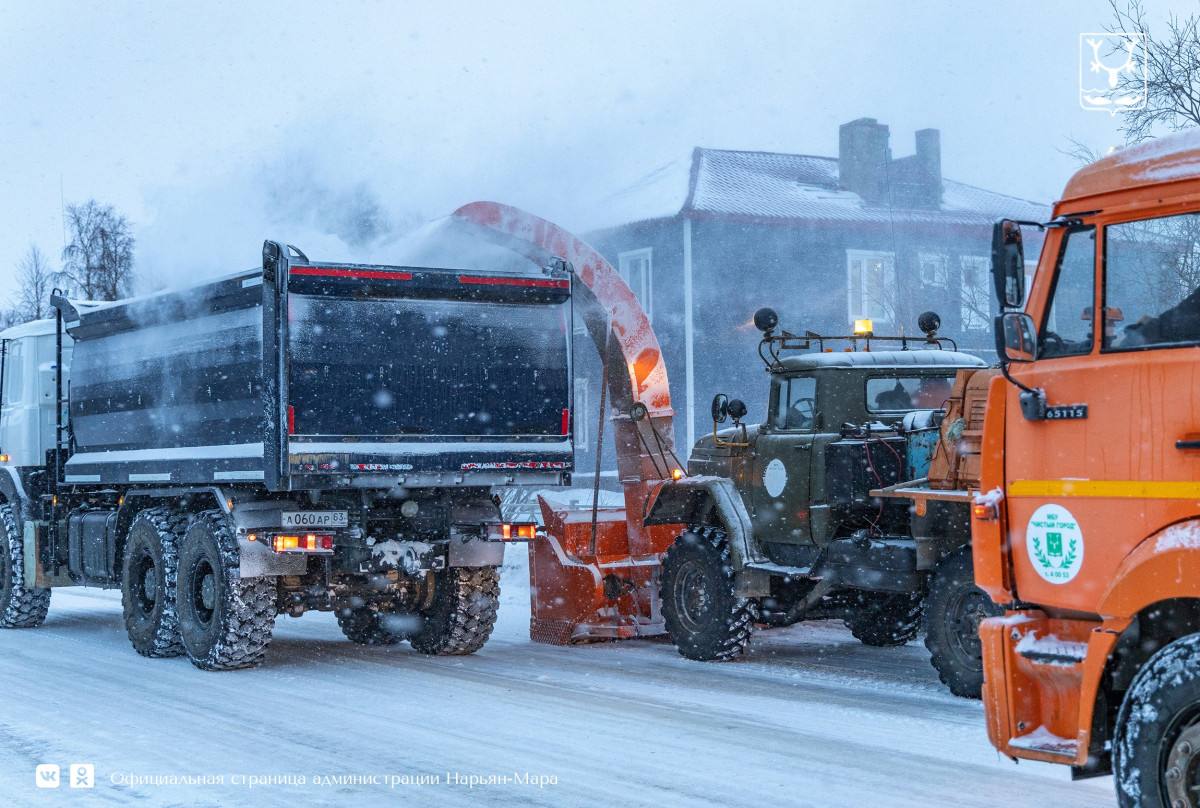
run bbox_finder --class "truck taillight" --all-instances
[490,523,541,541]
[972,503,999,521]
[272,533,334,553]
[562,408,570,435]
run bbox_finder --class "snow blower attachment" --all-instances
[452,201,683,642]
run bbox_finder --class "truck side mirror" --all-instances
[727,399,748,421]
[711,393,729,425]
[995,311,1038,363]
[991,219,1025,309]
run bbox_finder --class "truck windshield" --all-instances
[288,294,569,438]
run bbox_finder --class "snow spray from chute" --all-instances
[449,201,683,642]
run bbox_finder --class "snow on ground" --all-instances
[0,545,1112,807]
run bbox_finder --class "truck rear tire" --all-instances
[177,510,277,671]
[409,567,500,656]
[843,591,923,647]
[923,546,1000,698]
[337,606,409,646]
[121,507,188,657]
[660,527,758,661]
[1114,632,1200,808]
[0,503,50,629]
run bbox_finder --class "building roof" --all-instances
[589,147,1048,231]
[0,318,56,340]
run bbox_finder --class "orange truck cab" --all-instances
[977,129,1200,806]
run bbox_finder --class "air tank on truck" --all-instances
[0,238,574,670]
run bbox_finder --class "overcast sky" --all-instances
[0,1,1184,298]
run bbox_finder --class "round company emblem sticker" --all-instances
[763,458,787,497]
[1026,504,1084,584]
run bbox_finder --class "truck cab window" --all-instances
[866,375,954,412]
[1039,226,1096,358]
[775,376,816,431]
[1105,212,1200,350]
[2,341,23,406]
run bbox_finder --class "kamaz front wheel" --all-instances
[0,503,50,629]
[1115,632,1200,808]
[660,526,757,661]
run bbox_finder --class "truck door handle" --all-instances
[1177,440,1200,450]
[794,445,811,451]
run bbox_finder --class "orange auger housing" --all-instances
[452,202,682,642]
[974,131,1200,778]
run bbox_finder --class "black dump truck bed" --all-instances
[54,242,574,490]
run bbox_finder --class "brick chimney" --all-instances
[913,128,943,207]
[838,118,891,204]
[838,118,944,208]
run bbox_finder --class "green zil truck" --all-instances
[646,310,1001,698]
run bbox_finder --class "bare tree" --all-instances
[11,244,53,322]
[1059,136,1103,166]
[1107,0,1200,143]
[59,200,135,300]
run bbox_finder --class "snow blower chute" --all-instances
[451,201,682,642]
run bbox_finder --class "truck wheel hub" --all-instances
[1165,722,1200,807]
[949,589,991,662]
[135,554,158,615]
[191,559,217,624]
[674,563,712,632]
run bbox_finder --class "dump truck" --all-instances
[0,239,573,670]
[642,311,1001,697]
[977,130,1200,805]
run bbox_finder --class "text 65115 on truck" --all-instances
[0,240,573,670]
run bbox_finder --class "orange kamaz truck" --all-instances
[977,129,1200,806]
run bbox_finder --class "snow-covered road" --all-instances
[0,546,1113,807]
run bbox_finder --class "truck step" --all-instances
[1008,727,1078,759]
[1014,630,1088,666]
[744,561,814,578]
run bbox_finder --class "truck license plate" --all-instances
[281,511,348,528]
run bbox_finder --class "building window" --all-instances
[573,378,590,446]
[959,256,991,331]
[919,252,949,288]
[618,248,653,320]
[846,250,896,324]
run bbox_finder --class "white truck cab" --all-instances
[0,319,70,469]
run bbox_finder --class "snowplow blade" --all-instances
[530,496,677,644]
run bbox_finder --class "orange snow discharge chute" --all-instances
[452,201,682,642]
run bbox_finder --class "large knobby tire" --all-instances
[337,606,409,646]
[0,503,50,629]
[409,567,500,656]
[121,507,188,657]
[1114,632,1200,807]
[844,590,923,647]
[176,510,277,671]
[660,527,758,661]
[923,546,1000,698]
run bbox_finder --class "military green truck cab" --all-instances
[648,310,1000,698]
